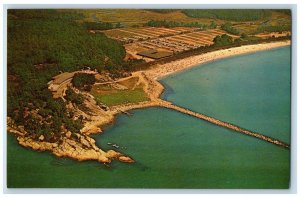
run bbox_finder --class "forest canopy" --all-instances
[6,9,291,142]
[221,22,240,35]
[7,9,126,140]
[182,9,272,21]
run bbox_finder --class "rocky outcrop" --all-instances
[106,150,135,163]
[7,117,134,164]
[7,117,26,136]
[81,125,102,134]
[18,136,57,151]
[118,156,135,163]
[53,137,111,163]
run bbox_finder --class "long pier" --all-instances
[157,101,289,149]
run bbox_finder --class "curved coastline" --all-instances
[7,40,291,164]
[98,40,291,147]
[145,40,291,80]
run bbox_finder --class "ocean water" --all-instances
[7,46,291,188]
[161,47,291,143]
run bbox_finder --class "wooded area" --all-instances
[182,9,272,21]
[7,9,291,142]
[7,10,126,140]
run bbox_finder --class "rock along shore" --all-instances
[7,40,291,164]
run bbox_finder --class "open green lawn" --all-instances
[91,77,149,107]
[92,87,148,107]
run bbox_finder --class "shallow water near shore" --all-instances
[7,46,291,188]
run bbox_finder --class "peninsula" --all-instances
[7,9,291,165]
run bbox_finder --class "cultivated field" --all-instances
[116,28,240,61]
[101,24,290,62]
[103,27,199,43]
[83,9,291,62]
[73,9,225,27]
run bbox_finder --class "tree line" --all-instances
[147,20,217,29]
[221,22,240,35]
[7,10,127,141]
[83,21,123,30]
[256,24,291,33]
[182,9,272,21]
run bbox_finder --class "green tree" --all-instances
[65,89,84,105]
[182,9,272,21]
[221,22,240,35]
[213,34,234,46]
[72,73,96,91]
[209,21,217,29]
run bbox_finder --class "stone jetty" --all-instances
[157,101,290,149]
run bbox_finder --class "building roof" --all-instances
[137,50,173,59]
[52,72,75,84]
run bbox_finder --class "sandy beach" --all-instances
[145,40,291,80]
[78,39,292,155]
[7,40,291,165]
[94,40,292,134]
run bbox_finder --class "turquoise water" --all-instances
[161,47,291,143]
[7,47,291,188]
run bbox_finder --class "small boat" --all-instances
[107,142,112,145]
[112,144,119,149]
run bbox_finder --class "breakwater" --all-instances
[157,100,290,149]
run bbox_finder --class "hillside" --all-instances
[73,9,291,30]
[6,9,291,164]
[7,9,127,141]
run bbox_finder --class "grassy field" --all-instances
[90,77,149,107]
[66,9,290,31]
[93,87,148,107]
[71,9,226,27]
[232,11,291,34]
[58,9,291,62]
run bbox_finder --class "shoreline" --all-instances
[93,40,291,146]
[99,40,291,147]
[144,40,291,80]
[7,40,291,164]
